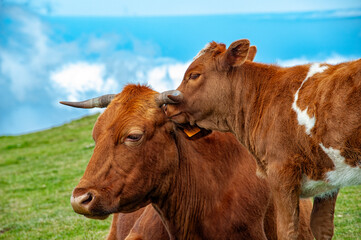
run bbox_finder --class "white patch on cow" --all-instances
[301,143,361,198]
[292,63,328,135]
[301,177,337,198]
[193,43,211,60]
[320,143,361,186]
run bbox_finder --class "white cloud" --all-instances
[2,3,360,136]
[0,4,187,135]
[323,55,353,65]
[147,62,189,92]
[277,57,310,67]
[0,5,79,101]
[51,62,118,101]
[277,54,358,67]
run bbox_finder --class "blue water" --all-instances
[1,10,361,135]
[47,13,361,62]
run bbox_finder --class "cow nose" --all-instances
[71,188,96,215]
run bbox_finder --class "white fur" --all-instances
[193,43,211,60]
[301,143,361,198]
[292,63,328,135]
[294,63,361,199]
[300,177,338,198]
[321,143,361,187]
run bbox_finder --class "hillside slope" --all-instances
[0,114,111,239]
[0,114,360,239]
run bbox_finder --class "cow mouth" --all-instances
[162,104,189,124]
[164,104,213,139]
[80,196,147,219]
[168,111,187,123]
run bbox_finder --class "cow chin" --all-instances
[195,120,217,131]
[168,111,201,128]
[78,198,148,220]
[195,118,230,133]
[116,196,151,214]
[173,110,220,132]
[168,112,188,124]
[83,213,110,220]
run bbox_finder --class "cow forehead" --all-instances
[95,85,162,141]
[185,61,205,75]
[192,41,226,61]
[193,43,212,60]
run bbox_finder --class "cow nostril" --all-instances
[71,191,97,215]
[81,192,93,205]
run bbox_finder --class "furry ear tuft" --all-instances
[225,39,250,67]
[247,46,257,62]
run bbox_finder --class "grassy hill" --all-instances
[0,114,360,239]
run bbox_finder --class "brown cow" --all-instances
[108,201,313,240]
[107,205,169,240]
[160,39,361,240]
[107,207,146,240]
[61,85,313,239]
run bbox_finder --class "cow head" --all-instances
[159,39,256,131]
[62,85,179,219]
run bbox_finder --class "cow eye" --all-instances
[126,134,143,142]
[189,73,200,80]
[123,128,144,146]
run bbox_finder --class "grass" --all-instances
[0,114,111,239]
[334,186,361,239]
[0,114,360,239]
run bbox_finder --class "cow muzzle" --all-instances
[155,90,184,107]
[70,188,109,220]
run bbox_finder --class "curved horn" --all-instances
[60,94,116,108]
[155,90,184,107]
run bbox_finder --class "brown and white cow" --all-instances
[160,39,361,240]
[61,85,313,239]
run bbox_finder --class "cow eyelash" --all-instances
[189,73,201,80]
[125,134,143,142]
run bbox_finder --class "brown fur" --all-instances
[71,85,313,239]
[164,39,361,239]
[108,201,314,240]
[107,205,169,240]
[107,208,146,240]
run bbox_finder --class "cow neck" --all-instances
[152,131,206,240]
[153,131,241,240]
[229,61,279,150]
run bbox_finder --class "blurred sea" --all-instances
[47,11,361,62]
[1,9,360,135]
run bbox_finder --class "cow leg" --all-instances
[268,162,302,240]
[310,190,339,240]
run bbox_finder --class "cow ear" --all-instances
[225,39,250,67]
[247,46,257,62]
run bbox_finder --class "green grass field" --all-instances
[0,114,360,239]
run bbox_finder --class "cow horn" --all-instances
[155,90,184,107]
[60,94,116,108]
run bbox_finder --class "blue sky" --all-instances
[4,0,361,16]
[1,0,361,135]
